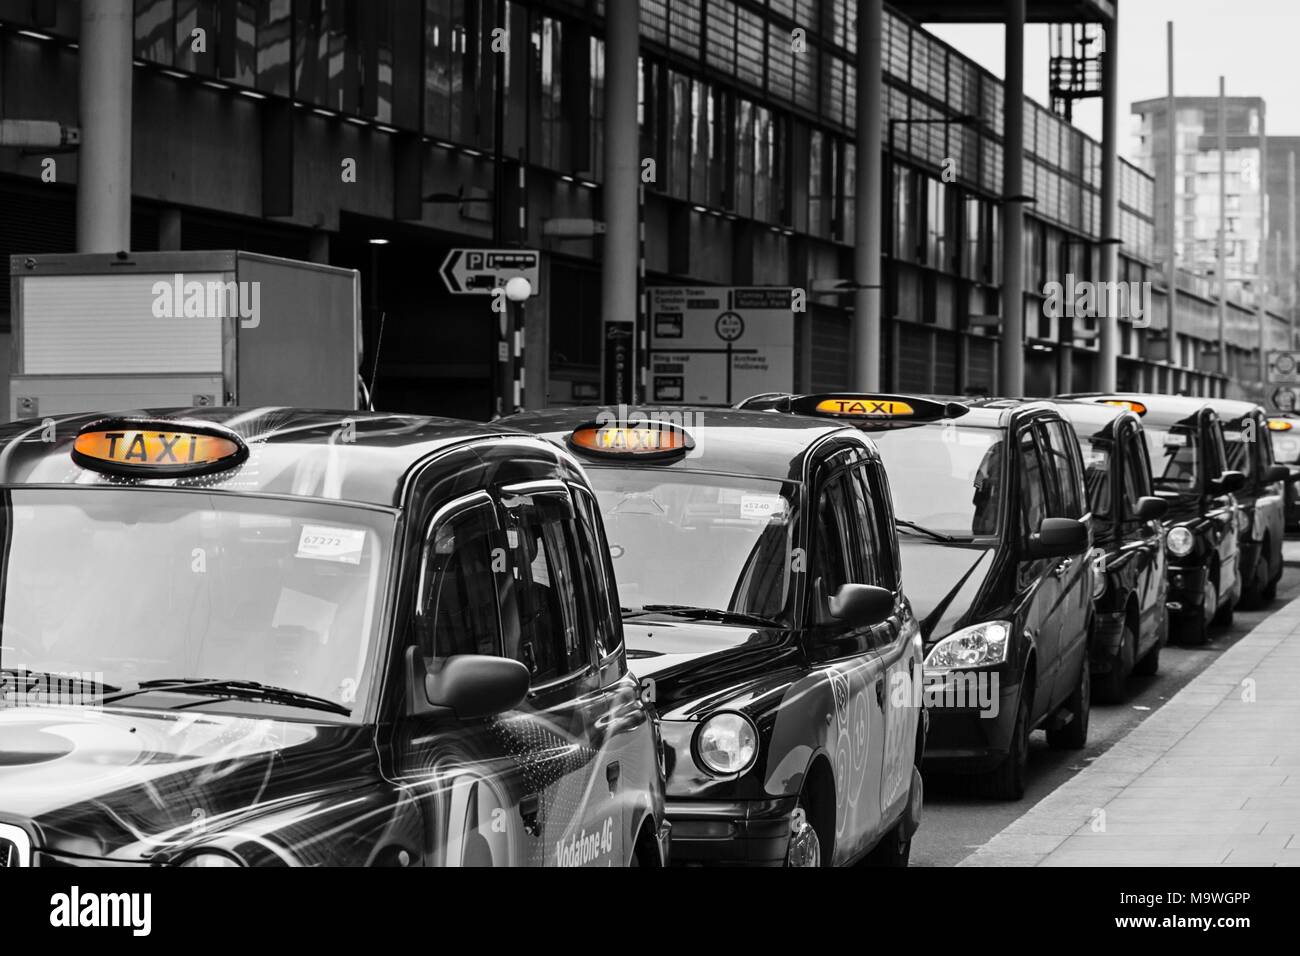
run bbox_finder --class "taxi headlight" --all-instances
[925,620,1012,670]
[1166,526,1195,557]
[177,851,242,868]
[695,712,758,775]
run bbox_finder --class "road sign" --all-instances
[440,249,540,295]
[648,287,793,405]
[1266,350,1300,384]
[1271,386,1298,413]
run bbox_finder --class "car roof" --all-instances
[502,406,867,481]
[0,406,529,507]
[740,392,1060,431]
[1060,392,1218,427]
[1047,398,1128,433]
[1201,397,1264,424]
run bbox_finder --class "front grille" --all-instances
[0,824,33,867]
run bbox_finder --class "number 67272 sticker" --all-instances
[296,525,367,564]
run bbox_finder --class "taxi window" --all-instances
[500,509,589,685]
[572,487,623,661]
[848,465,898,590]
[1123,430,1154,508]
[1142,424,1200,491]
[1079,437,1112,518]
[814,474,856,596]
[424,497,503,659]
[1042,420,1085,519]
[1222,424,1255,480]
[869,424,1005,538]
[1018,428,1049,539]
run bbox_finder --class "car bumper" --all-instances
[921,672,1019,773]
[1166,564,1208,618]
[665,796,797,866]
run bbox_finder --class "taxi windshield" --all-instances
[1271,428,1300,465]
[1142,424,1201,491]
[586,468,797,625]
[869,424,1003,538]
[0,488,393,719]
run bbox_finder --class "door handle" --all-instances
[605,761,621,794]
[1053,558,1073,577]
[519,793,540,836]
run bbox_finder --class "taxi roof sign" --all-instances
[72,418,249,478]
[786,393,969,427]
[1101,399,1147,415]
[568,421,694,461]
[1267,417,1294,431]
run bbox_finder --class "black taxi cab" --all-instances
[1265,413,1300,530]
[502,406,927,867]
[1064,394,1244,644]
[738,394,1093,800]
[1050,401,1169,701]
[1207,399,1288,607]
[0,408,668,867]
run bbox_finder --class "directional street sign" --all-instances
[439,249,540,296]
[1266,350,1300,384]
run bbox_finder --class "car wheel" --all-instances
[981,689,1030,800]
[784,796,823,868]
[862,765,921,867]
[1047,656,1090,750]
[1092,621,1134,704]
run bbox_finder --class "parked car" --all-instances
[1266,413,1300,531]
[1065,394,1243,644]
[0,409,669,867]
[739,394,1094,800]
[504,406,927,866]
[1051,400,1169,701]
[1206,399,1288,607]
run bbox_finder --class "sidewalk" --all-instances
[959,545,1300,867]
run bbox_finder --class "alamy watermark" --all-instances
[0,670,106,709]
[151,273,261,328]
[1042,273,1152,328]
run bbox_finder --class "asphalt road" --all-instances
[911,554,1300,868]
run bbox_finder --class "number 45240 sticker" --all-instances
[297,525,366,565]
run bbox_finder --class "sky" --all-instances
[926,0,1300,161]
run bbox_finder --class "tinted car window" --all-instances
[1042,420,1085,519]
[871,424,1005,537]
[1222,421,1255,480]
[1143,423,1200,491]
[1079,437,1112,518]
[427,499,503,660]
[814,473,856,594]
[1018,429,1049,539]
[500,509,589,684]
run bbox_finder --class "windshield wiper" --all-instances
[629,604,783,628]
[100,677,350,716]
[894,517,960,542]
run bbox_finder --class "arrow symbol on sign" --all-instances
[439,250,464,294]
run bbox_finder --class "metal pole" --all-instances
[854,0,884,391]
[1258,107,1268,394]
[1290,150,1297,347]
[1165,22,1178,374]
[1218,77,1227,381]
[76,0,133,252]
[599,0,640,404]
[492,0,507,418]
[1097,11,1119,392]
[999,0,1026,397]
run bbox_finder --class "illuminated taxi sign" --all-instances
[72,419,248,478]
[1102,399,1146,415]
[568,421,694,461]
[814,397,914,417]
[790,393,968,426]
[1267,418,1293,432]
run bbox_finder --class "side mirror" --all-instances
[1027,517,1089,559]
[406,647,529,720]
[1262,463,1290,484]
[1210,470,1245,494]
[827,583,895,629]
[1289,465,1300,481]
[1133,496,1168,521]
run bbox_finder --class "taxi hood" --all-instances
[622,618,800,719]
[898,539,997,641]
[0,705,378,863]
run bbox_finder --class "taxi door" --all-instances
[1120,422,1166,645]
[1014,425,1063,722]
[1039,419,1093,707]
[804,451,888,862]
[1202,416,1240,601]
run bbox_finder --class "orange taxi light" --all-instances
[569,424,693,458]
[814,398,915,417]
[73,420,248,477]
[1102,399,1146,415]
[1267,418,1293,432]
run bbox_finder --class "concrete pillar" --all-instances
[1164,22,1177,367]
[853,0,884,391]
[1097,11,1120,392]
[999,0,1026,396]
[599,3,640,404]
[76,0,134,253]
